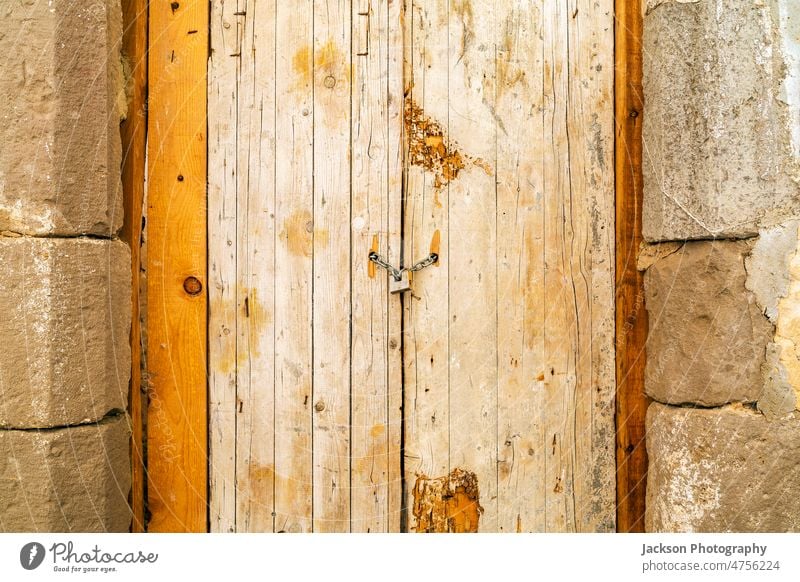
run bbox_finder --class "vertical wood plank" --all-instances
[446,0,499,532]
[540,0,616,532]
[615,0,649,533]
[565,0,616,533]
[404,0,615,532]
[234,0,278,533]
[386,0,405,533]
[208,0,239,534]
[494,2,547,533]
[147,0,208,532]
[403,0,451,531]
[541,0,572,532]
[312,0,352,532]
[120,0,147,534]
[274,0,314,533]
[350,0,392,532]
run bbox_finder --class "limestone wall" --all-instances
[0,1,131,532]
[643,0,800,531]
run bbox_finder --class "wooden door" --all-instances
[207,0,614,533]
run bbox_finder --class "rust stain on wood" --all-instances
[404,97,491,190]
[411,468,483,533]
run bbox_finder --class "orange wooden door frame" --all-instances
[614,0,649,533]
[143,0,209,532]
[127,0,648,532]
[120,0,148,534]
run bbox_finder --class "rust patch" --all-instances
[404,98,492,189]
[411,468,483,533]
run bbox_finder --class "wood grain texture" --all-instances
[233,0,278,534]
[206,0,616,533]
[403,0,452,530]
[614,0,649,533]
[312,0,353,533]
[386,0,405,534]
[495,1,546,533]
[208,0,402,532]
[447,0,499,532]
[350,0,402,533]
[404,0,615,532]
[146,0,208,533]
[120,0,147,534]
[273,0,314,534]
[207,0,237,533]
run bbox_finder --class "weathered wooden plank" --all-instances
[312,0,352,532]
[274,0,314,533]
[564,0,616,533]
[208,0,238,534]
[146,0,208,532]
[494,2,547,533]
[234,0,278,533]
[615,0,649,533]
[120,0,147,534]
[446,0,499,533]
[350,0,392,533]
[539,0,616,532]
[386,0,405,534]
[403,0,452,532]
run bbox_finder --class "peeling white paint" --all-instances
[778,0,800,159]
[642,0,699,17]
[771,225,800,410]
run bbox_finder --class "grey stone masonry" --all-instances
[643,0,799,241]
[0,237,131,428]
[0,0,124,236]
[0,0,131,532]
[646,403,800,532]
[644,240,772,407]
[643,0,800,533]
[0,415,132,532]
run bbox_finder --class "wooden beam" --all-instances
[146,0,209,532]
[120,0,147,534]
[614,0,649,533]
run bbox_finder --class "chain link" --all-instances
[406,253,439,272]
[369,251,438,281]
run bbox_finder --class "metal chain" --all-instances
[406,253,439,272]
[368,251,438,281]
[368,252,403,281]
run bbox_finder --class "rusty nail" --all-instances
[629,109,639,118]
[177,174,185,182]
[324,76,336,89]
[183,276,203,295]
[314,401,326,412]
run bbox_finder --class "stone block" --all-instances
[644,240,772,406]
[642,0,799,241]
[0,0,124,236]
[646,402,800,532]
[0,414,131,532]
[0,237,131,428]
